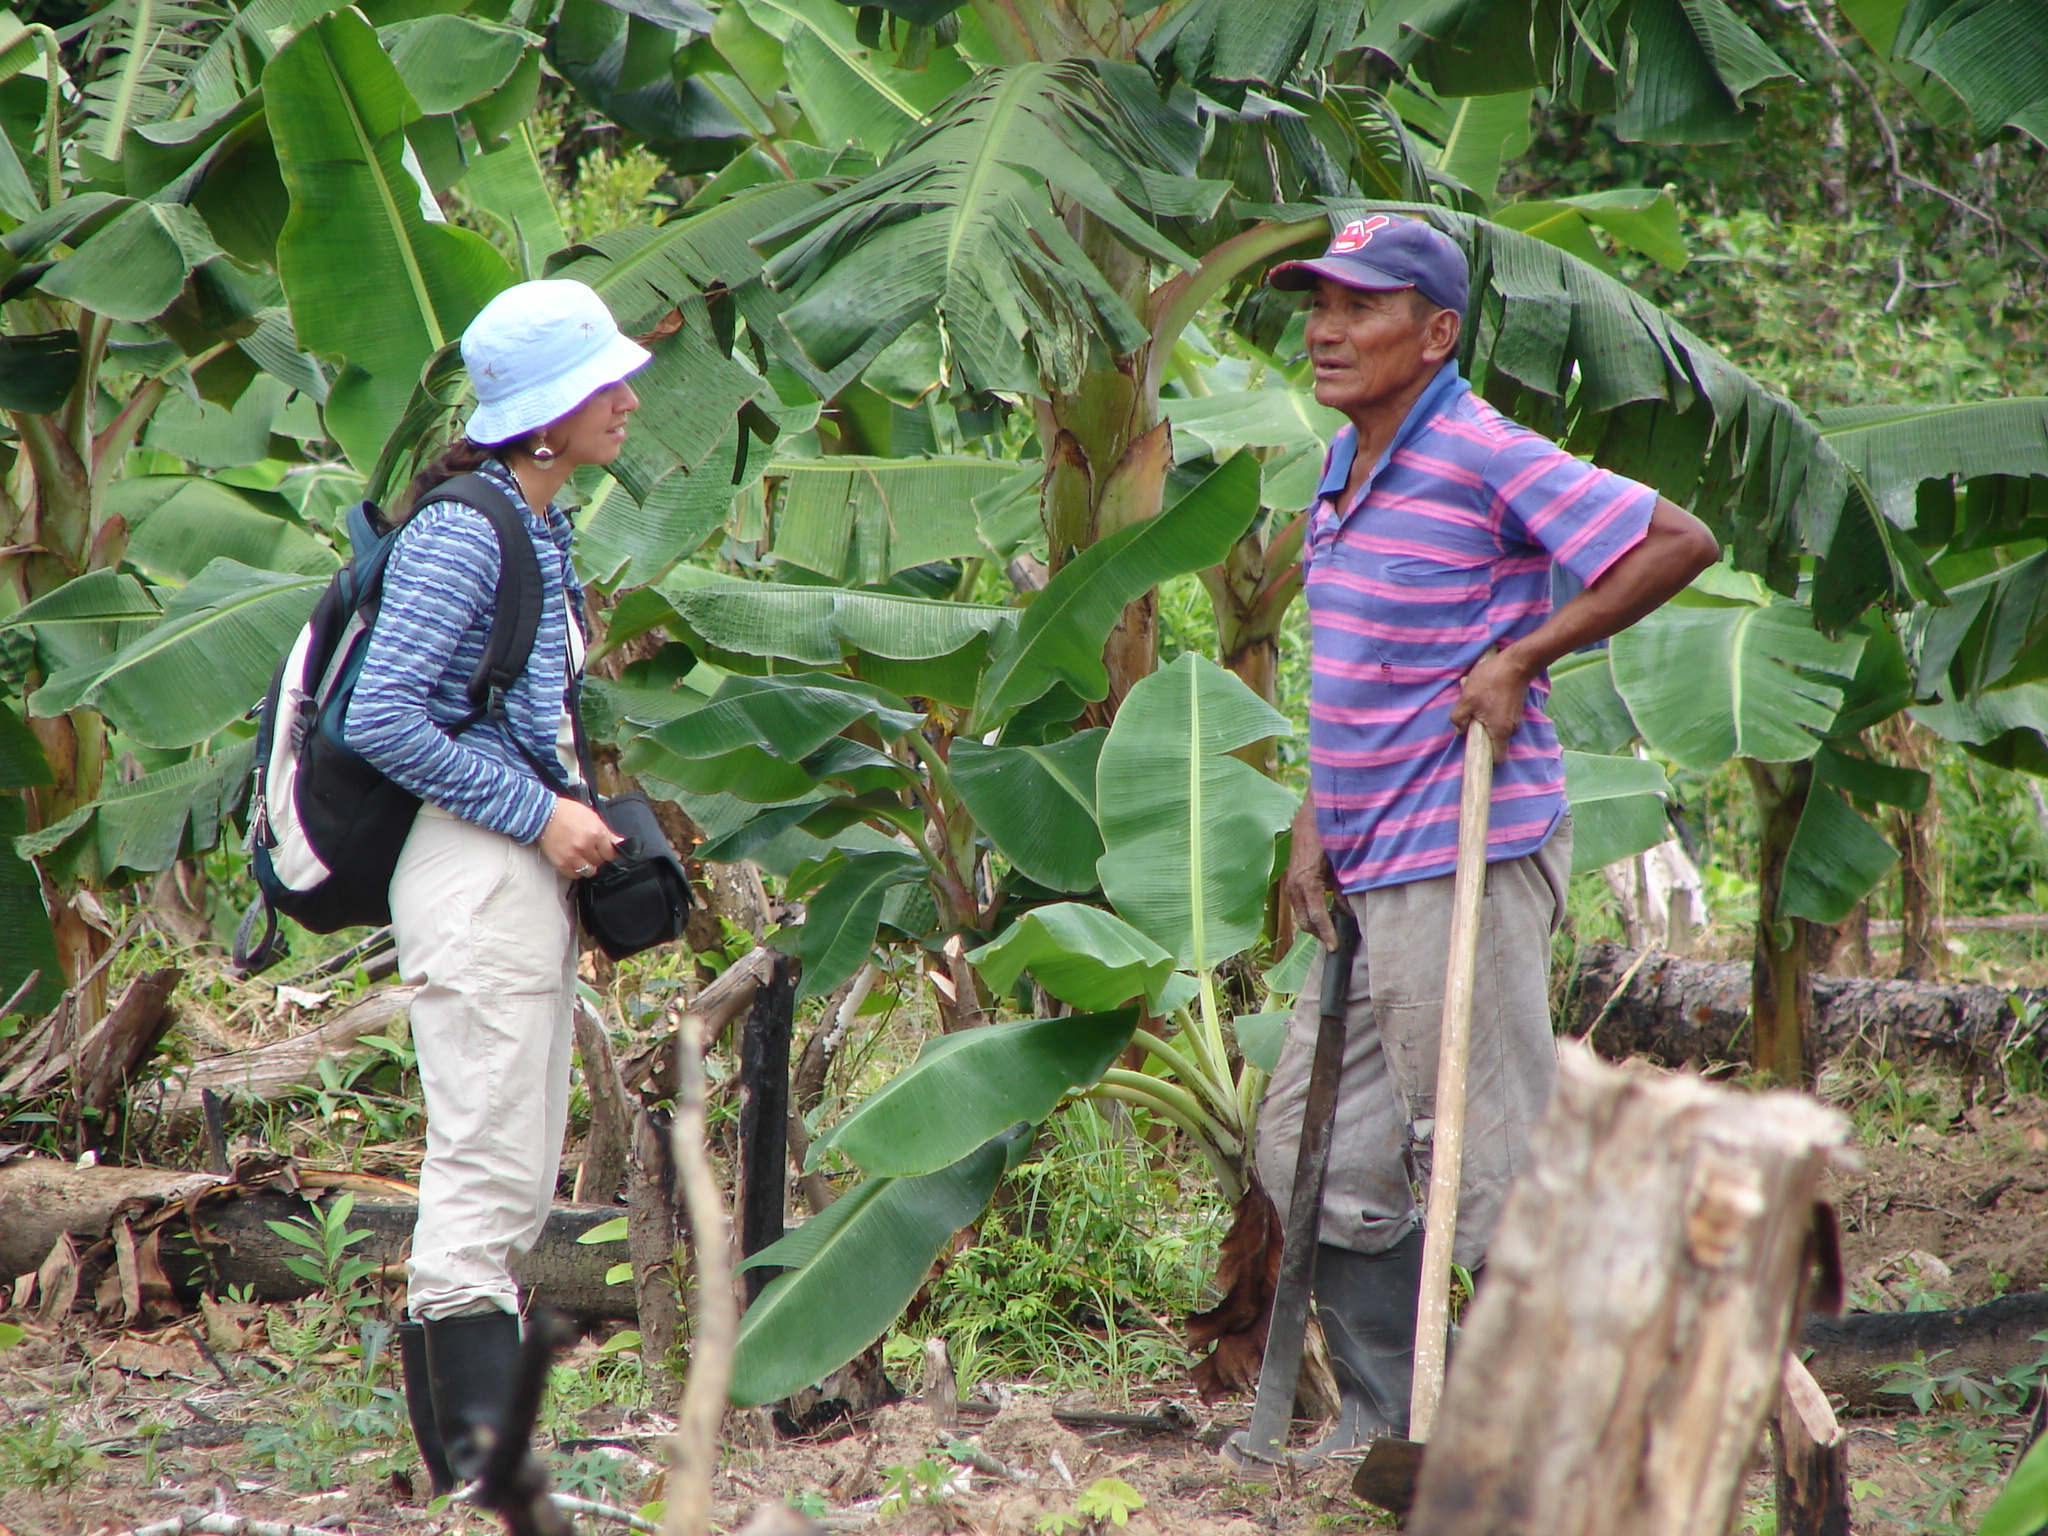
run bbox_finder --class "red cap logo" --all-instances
[1330,215,1392,253]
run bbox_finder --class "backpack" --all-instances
[233,473,543,974]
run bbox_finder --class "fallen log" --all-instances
[0,1158,633,1321]
[1568,941,2039,1068]
[1799,1289,2048,1411]
[137,988,417,1134]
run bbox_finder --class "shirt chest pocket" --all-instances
[1327,538,1496,665]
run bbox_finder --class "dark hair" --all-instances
[397,434,522,523]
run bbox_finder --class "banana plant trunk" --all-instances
[4,334,169,1013]
[1746,759,1814,1085]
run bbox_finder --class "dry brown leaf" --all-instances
[102,1334,204,1378]
[1186,1181,1282,1401]
[34,1232,79,1323]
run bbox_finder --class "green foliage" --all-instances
[812,1008,1137,1176]
[0,1411,101,1490]
[263,1191,380,1308]
[1094,654,1294,973]
[920,1107,1225,1392]
[729,1126,1022,1406]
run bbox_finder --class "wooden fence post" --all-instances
[1405,1044,1847,1536]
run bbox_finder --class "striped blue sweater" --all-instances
[344,460,581,845]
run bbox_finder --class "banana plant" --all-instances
[0,1,770,1012]
[1549,394,2048,1083]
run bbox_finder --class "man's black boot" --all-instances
[422,1309,522,1485]
[1305,1229,1424,1461]
[398,1320,455,1498]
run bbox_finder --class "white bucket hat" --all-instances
[461,279,651,445]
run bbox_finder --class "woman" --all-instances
[344,278,649,1495]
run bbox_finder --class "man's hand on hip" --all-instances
[1451,644,1536,759]
[1283,793,1340,949]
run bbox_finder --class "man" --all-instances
[1255,216,1718,1455]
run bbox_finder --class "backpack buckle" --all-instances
[486,683,509,718]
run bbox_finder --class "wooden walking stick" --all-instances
[1354,718,1494,1511]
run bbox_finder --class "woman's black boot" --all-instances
[398,1320,455,1497]
[421,1310,522,1483]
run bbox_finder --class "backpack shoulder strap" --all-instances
[427,471,546,730]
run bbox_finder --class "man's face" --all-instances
[1303,278,1459,418]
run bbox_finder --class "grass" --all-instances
[919,1101,1229,1398]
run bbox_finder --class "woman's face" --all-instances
[545,378,641,467]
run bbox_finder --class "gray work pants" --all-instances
[1254,822,1571,1270]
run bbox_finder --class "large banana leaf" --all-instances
[768,456,1037,584]
[1914,683,2048,777]
[144,375,291,470]
[266,10,513,467]
[461,123,567,275]
[1419,88,1533,203]
[1490,188,1689,273]
[1816,398,2048,527]
[1778,782,1898,925]
[661,577,1014,669]
[738,0,968,156]
[382,15,533,116]
[729,1127,1020,1407]
[1355,0,1788,143]
[547,178,827,336]
[1913,552,2048,699]
[1547,650,1637,755]
[967,905,1173,1012]
[1607,597,1865,770]
[37,197,221,322]
[109,475,337,583]
[755,62,1215,394]
[971,452,1261,731]
[796,846,926,998]
[1561,750,1670,874]
[28,561,323,751]
[644,672,921,758]
[606,324,766,503]
[0,796,60,1017]
[1161,388,1345,510]
[1882,0,2048,144]
[1608,0,1795,143]
[16,739,253,887]
[950,730,1105,891]
[812,1006,1137,1176]
[1142,0,1364,97]
[1095,654,1296,972]
[577,426,765,589]
[0,702,50,790]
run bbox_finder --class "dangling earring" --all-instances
[530,437,557,463]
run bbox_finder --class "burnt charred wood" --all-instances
[1800,1289,2048,1411]
[1569,942,2038,1068]
[737,955,796,1303]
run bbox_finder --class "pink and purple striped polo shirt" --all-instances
[1305,362,1655,892]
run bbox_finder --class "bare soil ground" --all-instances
[2,1078,2045,1535]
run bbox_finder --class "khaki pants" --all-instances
[1255,823,1571,1270]
[392,804,576,1319]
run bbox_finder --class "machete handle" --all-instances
[1320,901,1360,1025]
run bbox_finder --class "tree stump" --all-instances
[1406,1045,1848,1536]
[1774,1354,1850,1536]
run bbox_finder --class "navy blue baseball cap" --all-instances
[1268,215,1468,316]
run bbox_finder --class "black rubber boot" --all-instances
[1305,1229,1424,1460]
[398,1321,455,1498]
[422,1309,522,1485]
